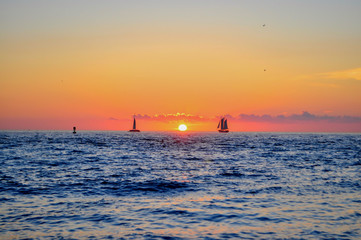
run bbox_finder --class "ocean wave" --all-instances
[0,132,360,239]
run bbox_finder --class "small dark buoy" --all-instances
[73,126,76,134]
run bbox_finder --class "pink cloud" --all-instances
[238,111,361,123]
[133,113,209,122]
[131,111,361,124]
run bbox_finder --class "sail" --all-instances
[133,118,136,130]
[224,119,228,129]
[217,121,220,129]
[221,118,224,129]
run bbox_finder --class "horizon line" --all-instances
[1,129,360,134]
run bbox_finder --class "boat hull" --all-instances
[218,129,229,133]
[129,129,140,132]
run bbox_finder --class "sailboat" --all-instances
[217,117,229,133]
[129,116,140,132]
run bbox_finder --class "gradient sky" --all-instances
[1,0,361,131]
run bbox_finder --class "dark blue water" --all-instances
[0,131,360,239]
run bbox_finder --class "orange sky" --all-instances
[1,1,361,132]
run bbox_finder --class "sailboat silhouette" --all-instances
[217,117,229,133]
[129,116,140,132]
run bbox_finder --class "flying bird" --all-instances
[262,24,266,27]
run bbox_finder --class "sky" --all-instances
[1,0,361,132]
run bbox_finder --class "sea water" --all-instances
[0,131,360,239]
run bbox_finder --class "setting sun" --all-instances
[178,124,187,131]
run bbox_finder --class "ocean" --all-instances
[0,131,360,239]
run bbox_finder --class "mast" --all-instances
[133,118,136,130]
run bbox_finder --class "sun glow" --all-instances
[178,124,187,131]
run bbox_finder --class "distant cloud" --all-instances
[318,67,361,81]
[134,113,209,122]
[132,111,361,124]
[238,111,361,123]
[108,117,120,121]
[301,67,361,82]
